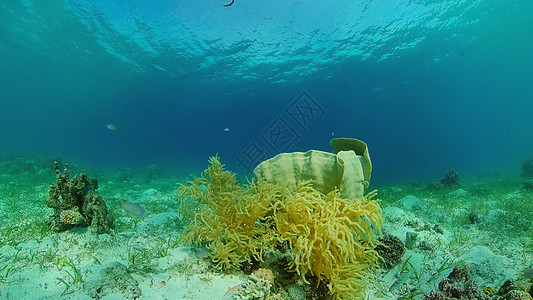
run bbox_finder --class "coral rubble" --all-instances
[424,265,489,300]
[440,169,460,187]
[521,160,533,177]
[45,162,113,233]
[427,169,461,190]
[375,235,405,269]
[522,181,533,192]
[425,266,533,300]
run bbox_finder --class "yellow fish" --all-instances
[121,202,145,216]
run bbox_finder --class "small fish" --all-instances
[121,202,145,216]
[224,128,230,132]
[83,185,93,195]
[521,267,533,279]
[191,247,209,259]
[222,284,244,300]
[223,0,235,7]
[106,124,118,131]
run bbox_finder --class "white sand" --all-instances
[0,213,243,300]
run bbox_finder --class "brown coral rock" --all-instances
[46,162,113,233]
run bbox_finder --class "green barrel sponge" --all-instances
[253,138,371,200]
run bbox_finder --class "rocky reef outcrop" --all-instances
[45,162,113,233]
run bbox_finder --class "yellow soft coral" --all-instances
[178,157,382,298]
[272,184,382,298]
[178,157,279,269]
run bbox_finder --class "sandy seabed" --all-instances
[1,159,533,299]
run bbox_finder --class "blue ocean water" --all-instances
[1,0,532,185]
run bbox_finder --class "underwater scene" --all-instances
[1,0,533,299]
